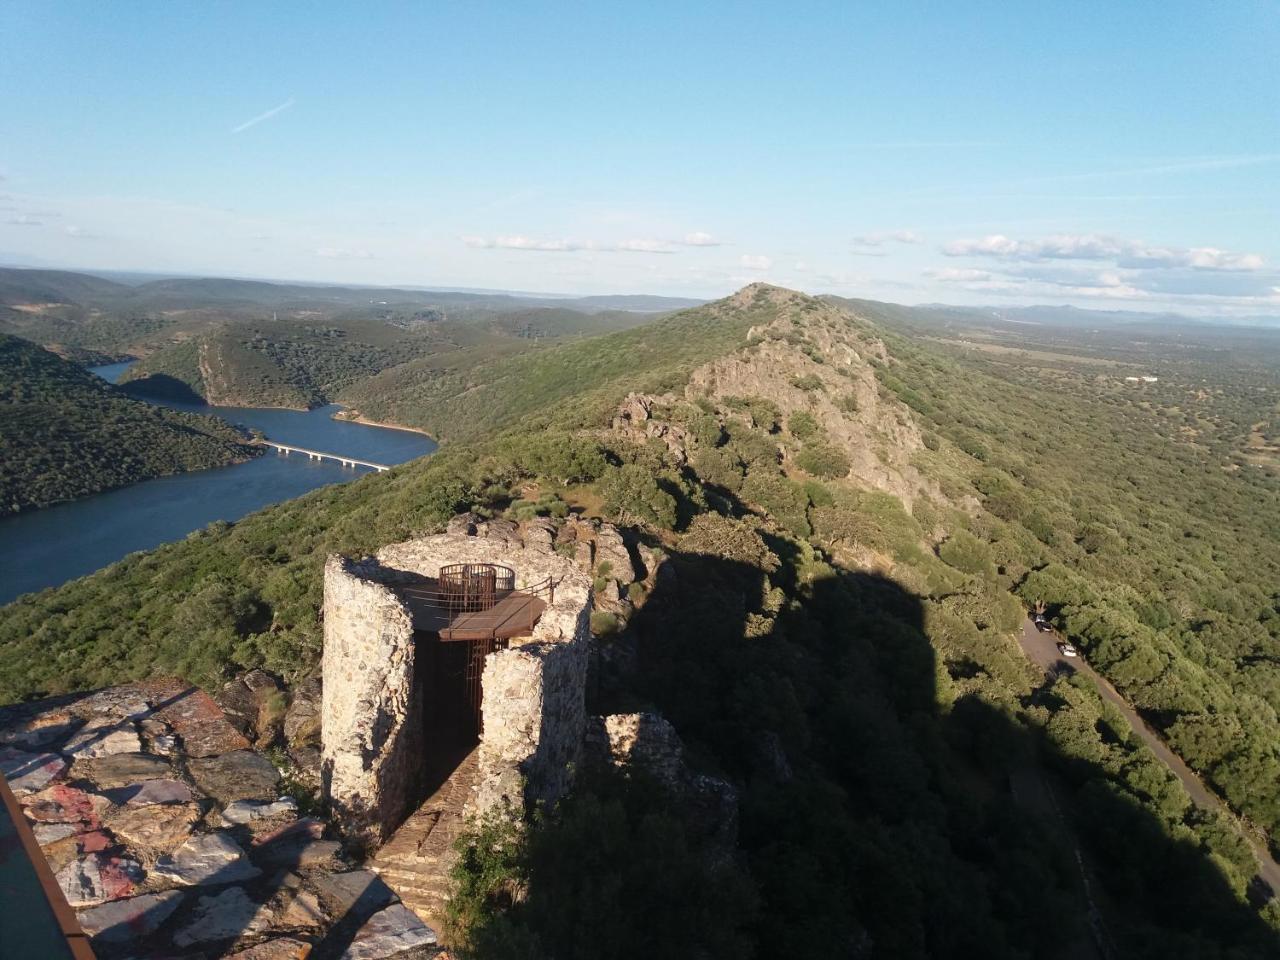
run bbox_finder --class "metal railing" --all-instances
[401,568,554,609]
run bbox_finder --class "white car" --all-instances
[1057,642,1078,658]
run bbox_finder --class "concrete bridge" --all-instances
[258,440,390,472]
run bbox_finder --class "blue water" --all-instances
[0,364,435,604]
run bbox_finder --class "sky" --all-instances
[1,1,1277,314]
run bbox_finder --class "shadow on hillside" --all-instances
[469,537,1280,959]
[116,373,205,404]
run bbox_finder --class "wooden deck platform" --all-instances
[398,588,546,641]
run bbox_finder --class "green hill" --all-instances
[0,334,259,513]
[2,285,1279,955]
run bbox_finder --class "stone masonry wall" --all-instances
[322,533,592,842]
[320,556,421,846]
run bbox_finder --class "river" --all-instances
[0,363,436,604]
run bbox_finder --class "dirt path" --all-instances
[1017,617,1280,899]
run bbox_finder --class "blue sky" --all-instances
[1,2,1277,313]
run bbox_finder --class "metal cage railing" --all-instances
[437,563,515,613]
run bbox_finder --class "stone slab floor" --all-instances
[0,679,444,960]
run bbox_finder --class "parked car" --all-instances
[1034,617,1053,633]
[1058,642,1078,658]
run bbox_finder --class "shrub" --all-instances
[938,530,996,577]
[590,611,620,636]
[787,411,819,440]
[598,464,678,529]
[790,374,825,392]
[795,442,851,479]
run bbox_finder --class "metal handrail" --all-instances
[398,576,557,610]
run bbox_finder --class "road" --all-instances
[1016,617,1280,901]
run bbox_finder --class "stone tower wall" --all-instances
[321,533,593,843]
[320,555,424,846]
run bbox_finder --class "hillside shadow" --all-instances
[471,535,1280,959]
[116,373,205,404]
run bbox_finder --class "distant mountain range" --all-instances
[0,267,705,314]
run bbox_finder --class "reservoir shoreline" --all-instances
[0,363,436,605]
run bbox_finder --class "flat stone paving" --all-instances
[0,679,444,959]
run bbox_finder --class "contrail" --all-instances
[231,97,295,134]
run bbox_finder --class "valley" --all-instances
[3,280,1279,956]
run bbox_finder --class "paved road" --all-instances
[1017,617,1280,900]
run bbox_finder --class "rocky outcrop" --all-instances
[587,712,740,861]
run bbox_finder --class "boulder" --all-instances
[153,831,262,886]
[594,524,636,584]
[522,517,557,553]
[55,852,142,906]
[172,886,274,947]
[252,819,341,870]
[313,869,398,918]
[105,802,200,857]
[71,688,152,722]
[188,750,280,804]
[219,670,285,746]
[61,721,142,760]
[227,938,313,960]
[222,797,298,825]
[77,890,184,943]
[479,517,520,543]
[287,745,322,789]
[593,713,685,786]
[340,903,438,959]
[636,543,664,583]
[283,676,322,748]
[277,888,327,930]
[446,511,481,536]
[34,822,78,845]
[20,783,107,826]
[107,778,194,806]
[0,747,68,794]
[74,752,170,788]
[151,683,251,758]
[0,711,81,751]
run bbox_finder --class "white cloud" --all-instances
[943,233,1266,272]
[740,254,772,271]
[315,247,373,259]
[852,229,921,247]
[927,267,995,282]
[4,214,41,226]
[464,235,680,254]
[231,98,296,134]
[615,239,675,254]
[679,231,721,246]
[63,224,101,239]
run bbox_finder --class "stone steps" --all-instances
[370,747,478,930]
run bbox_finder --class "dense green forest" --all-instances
[0,334,259,513]
[2,285,1279,955]
[0,269,683,404]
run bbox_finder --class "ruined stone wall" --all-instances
[473,599,592,815]
[320,556,422,846]
[373,535,593,819]
[322,533,593,841]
